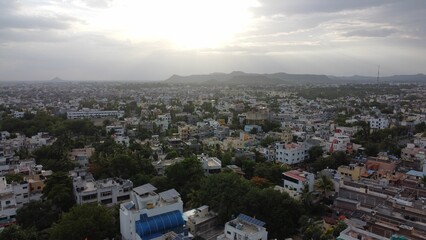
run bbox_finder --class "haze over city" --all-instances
[1,0,425,81]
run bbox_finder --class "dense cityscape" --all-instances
[0,80,426,239]
[2,1,426,240]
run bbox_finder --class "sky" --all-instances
[0,0,425,81]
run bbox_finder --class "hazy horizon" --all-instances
[1,0,425,81]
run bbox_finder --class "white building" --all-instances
[369,117,389,130]
[67,110,124,119]
[325,134,351,153]
[198,154,222,176]
[13,111,25,118]
[155,114,171,132]
[0,176,18,228]
[282,170,315,193]
[217,214,268,240]
[275,142,309,165]
[106,125,126,136]
[120,183,186,240]
[73,176,133,205]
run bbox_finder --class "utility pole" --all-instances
[377,65,380,83]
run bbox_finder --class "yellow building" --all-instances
[338,164,365,181]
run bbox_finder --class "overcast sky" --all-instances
[1,0,425,81]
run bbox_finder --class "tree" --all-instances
[165,157,204,202]
[195,172,251,222]
[49,204,117,240]
[254,162,288,185]
[16,200,59,231]
[315,175,334,200]
[300,184,314,208]
[5,172,24,183]
[243,188,303,238]
[42,172,75,212]
[333,221,348,237]
[308,146,323,162]
[0,225,40,240]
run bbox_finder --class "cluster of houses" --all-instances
[1,82,426,239]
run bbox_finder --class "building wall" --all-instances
[338,164,364,181]
[275,142,309,165]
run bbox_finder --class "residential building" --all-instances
[325,134,351,153]
[155,114,171,132]
[282,169,315,193]
[73,176,133,205]
[198,154,222,176]
[120,184,186,240]
[0,177,17,228]
[106,125,126,136]
[217,214,268,240]
[68,147,95,167]
[369,117,390,130]
[185,205,219,239]
[338,164,365,181]
[67,110,124,119]
[275,142,309,165]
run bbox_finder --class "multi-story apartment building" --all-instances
[73,176,133,205]
[155,114,171,132]
[67,110,124,119]
[0,176,17,228]
[325,134,351,153]
[275,142,309,165]
[369,117,389,130]
[283,169,315,193]
[120,183,186,240]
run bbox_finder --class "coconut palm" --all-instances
[300,184,314,207]
[419,175,426,187]
[315,175,334,200]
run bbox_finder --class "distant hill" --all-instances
[164,71,338,85]
[332,73,426,83]
[164,72,426,85]
[50,77,65,82]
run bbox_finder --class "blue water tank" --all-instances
[135,210,184,238]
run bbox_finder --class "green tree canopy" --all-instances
[42,172,75,212]
[49,204,117,240]
[16,200,59,231]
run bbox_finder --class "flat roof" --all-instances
[133,183,157,196]
[159,188,180,201]
[406,170,425,177]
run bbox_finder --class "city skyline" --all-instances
[1,0,425,81]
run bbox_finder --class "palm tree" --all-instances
[419,175,426,187]
[300,184,314,207]
[315,175,334,200]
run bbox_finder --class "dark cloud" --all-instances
[254,0,395,16]
[0,1,78,30]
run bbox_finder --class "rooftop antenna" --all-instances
[377,65,380,83]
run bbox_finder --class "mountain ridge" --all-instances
[164,72,426,85]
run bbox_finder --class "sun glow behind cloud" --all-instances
[86,0,258,49]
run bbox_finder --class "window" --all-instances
[6,200,10,205]
[117,195,130,202]
[101,198,112,204]
[82,193,97,201]
[101,191,112,197]
[23,193,28,198]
